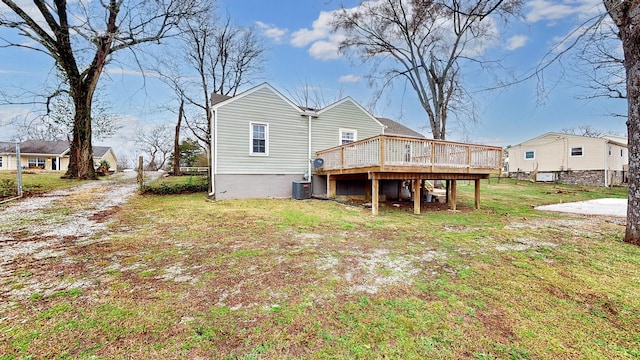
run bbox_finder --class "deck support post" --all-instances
[397,181,403,200]
[372,178,379,215]
[445,180,450,205]
[327,174,336,198]
[413,179,421,214]
[365,179,371,201]
[474,178,481,209]
[450,180,457,211]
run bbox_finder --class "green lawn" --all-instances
[1,178,638,359]
[0,171,89,199]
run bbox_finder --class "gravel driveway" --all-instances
[0,171,157,301]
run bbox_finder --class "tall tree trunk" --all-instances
[623,18,640,245]
[65,89,96,180]
[605,0,640,245]
[174,100,184,176]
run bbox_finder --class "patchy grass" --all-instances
[0,170,89,198]
[1,179,638,359]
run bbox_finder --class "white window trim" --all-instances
[339,128,357,145]
[569,146,584,157]
[524,150,535,160]
[250,122,269,156]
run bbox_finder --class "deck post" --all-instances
[474,178,481,209]
[328,174,336,198]
[450,180,457,211]
[445,180,450,205]
[365,179,371,201]
[413,179,421,214]
[372,178,379,215]
[379,136,386,170]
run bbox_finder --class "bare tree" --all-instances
[333,0,521,140]
[604,0,640,245]
[287,78,346,109]
[560,125,605,137]
[572,21,626,103]
[137,125,173,171]
[0,0,206,179]
[8,94,121,142]
[157,9,265,194]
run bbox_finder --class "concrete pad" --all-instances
[535,198,627,217]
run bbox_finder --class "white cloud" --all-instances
[255,21,288,44]
[505,35,529,50]
[290,10,347,61]
[291,11,335,47]
[526,0,603,23]
[338,74,362,83]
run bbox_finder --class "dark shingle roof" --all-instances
[377,118,425,138]
[0,142,16,153]
[93,146,112,158]
[211,93,232,105]
[19,140,70,155]
[2,140,113,158]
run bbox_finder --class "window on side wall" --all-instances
[0,156,3,168]
[524,150,535,160]
[250,122,268,156]
[621,149,624,157]
[570,146,583,157]
[340,129,356,145]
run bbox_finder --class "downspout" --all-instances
[301,110,318,186]
[604,141,608,187]
[308,114,312,182]
[209,109,217,197]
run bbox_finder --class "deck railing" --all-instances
[316,135,502,173]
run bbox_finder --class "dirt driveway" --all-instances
[0,171,157,306]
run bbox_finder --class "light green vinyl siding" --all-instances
[312,99,383,153]
[216,87,308,174]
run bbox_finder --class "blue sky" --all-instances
[0,0,628,157]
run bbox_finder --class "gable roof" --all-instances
[211,83,304,113]
[377,117,425,138]
[93,146,113,158]
[318,97,384,128]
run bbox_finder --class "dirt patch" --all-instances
[0,172,157,286]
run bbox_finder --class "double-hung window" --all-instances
[250,122,268,156]
[0,156,3,168]
[340,129,356,145]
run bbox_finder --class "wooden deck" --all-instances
[315,135,502,214]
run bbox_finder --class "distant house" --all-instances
[209,82,425,200]
[0,140,118,172]
[507,132,628,186]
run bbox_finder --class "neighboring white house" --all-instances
[209,83,425,200]
[0,140,118,172]
[507,132,628,186]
